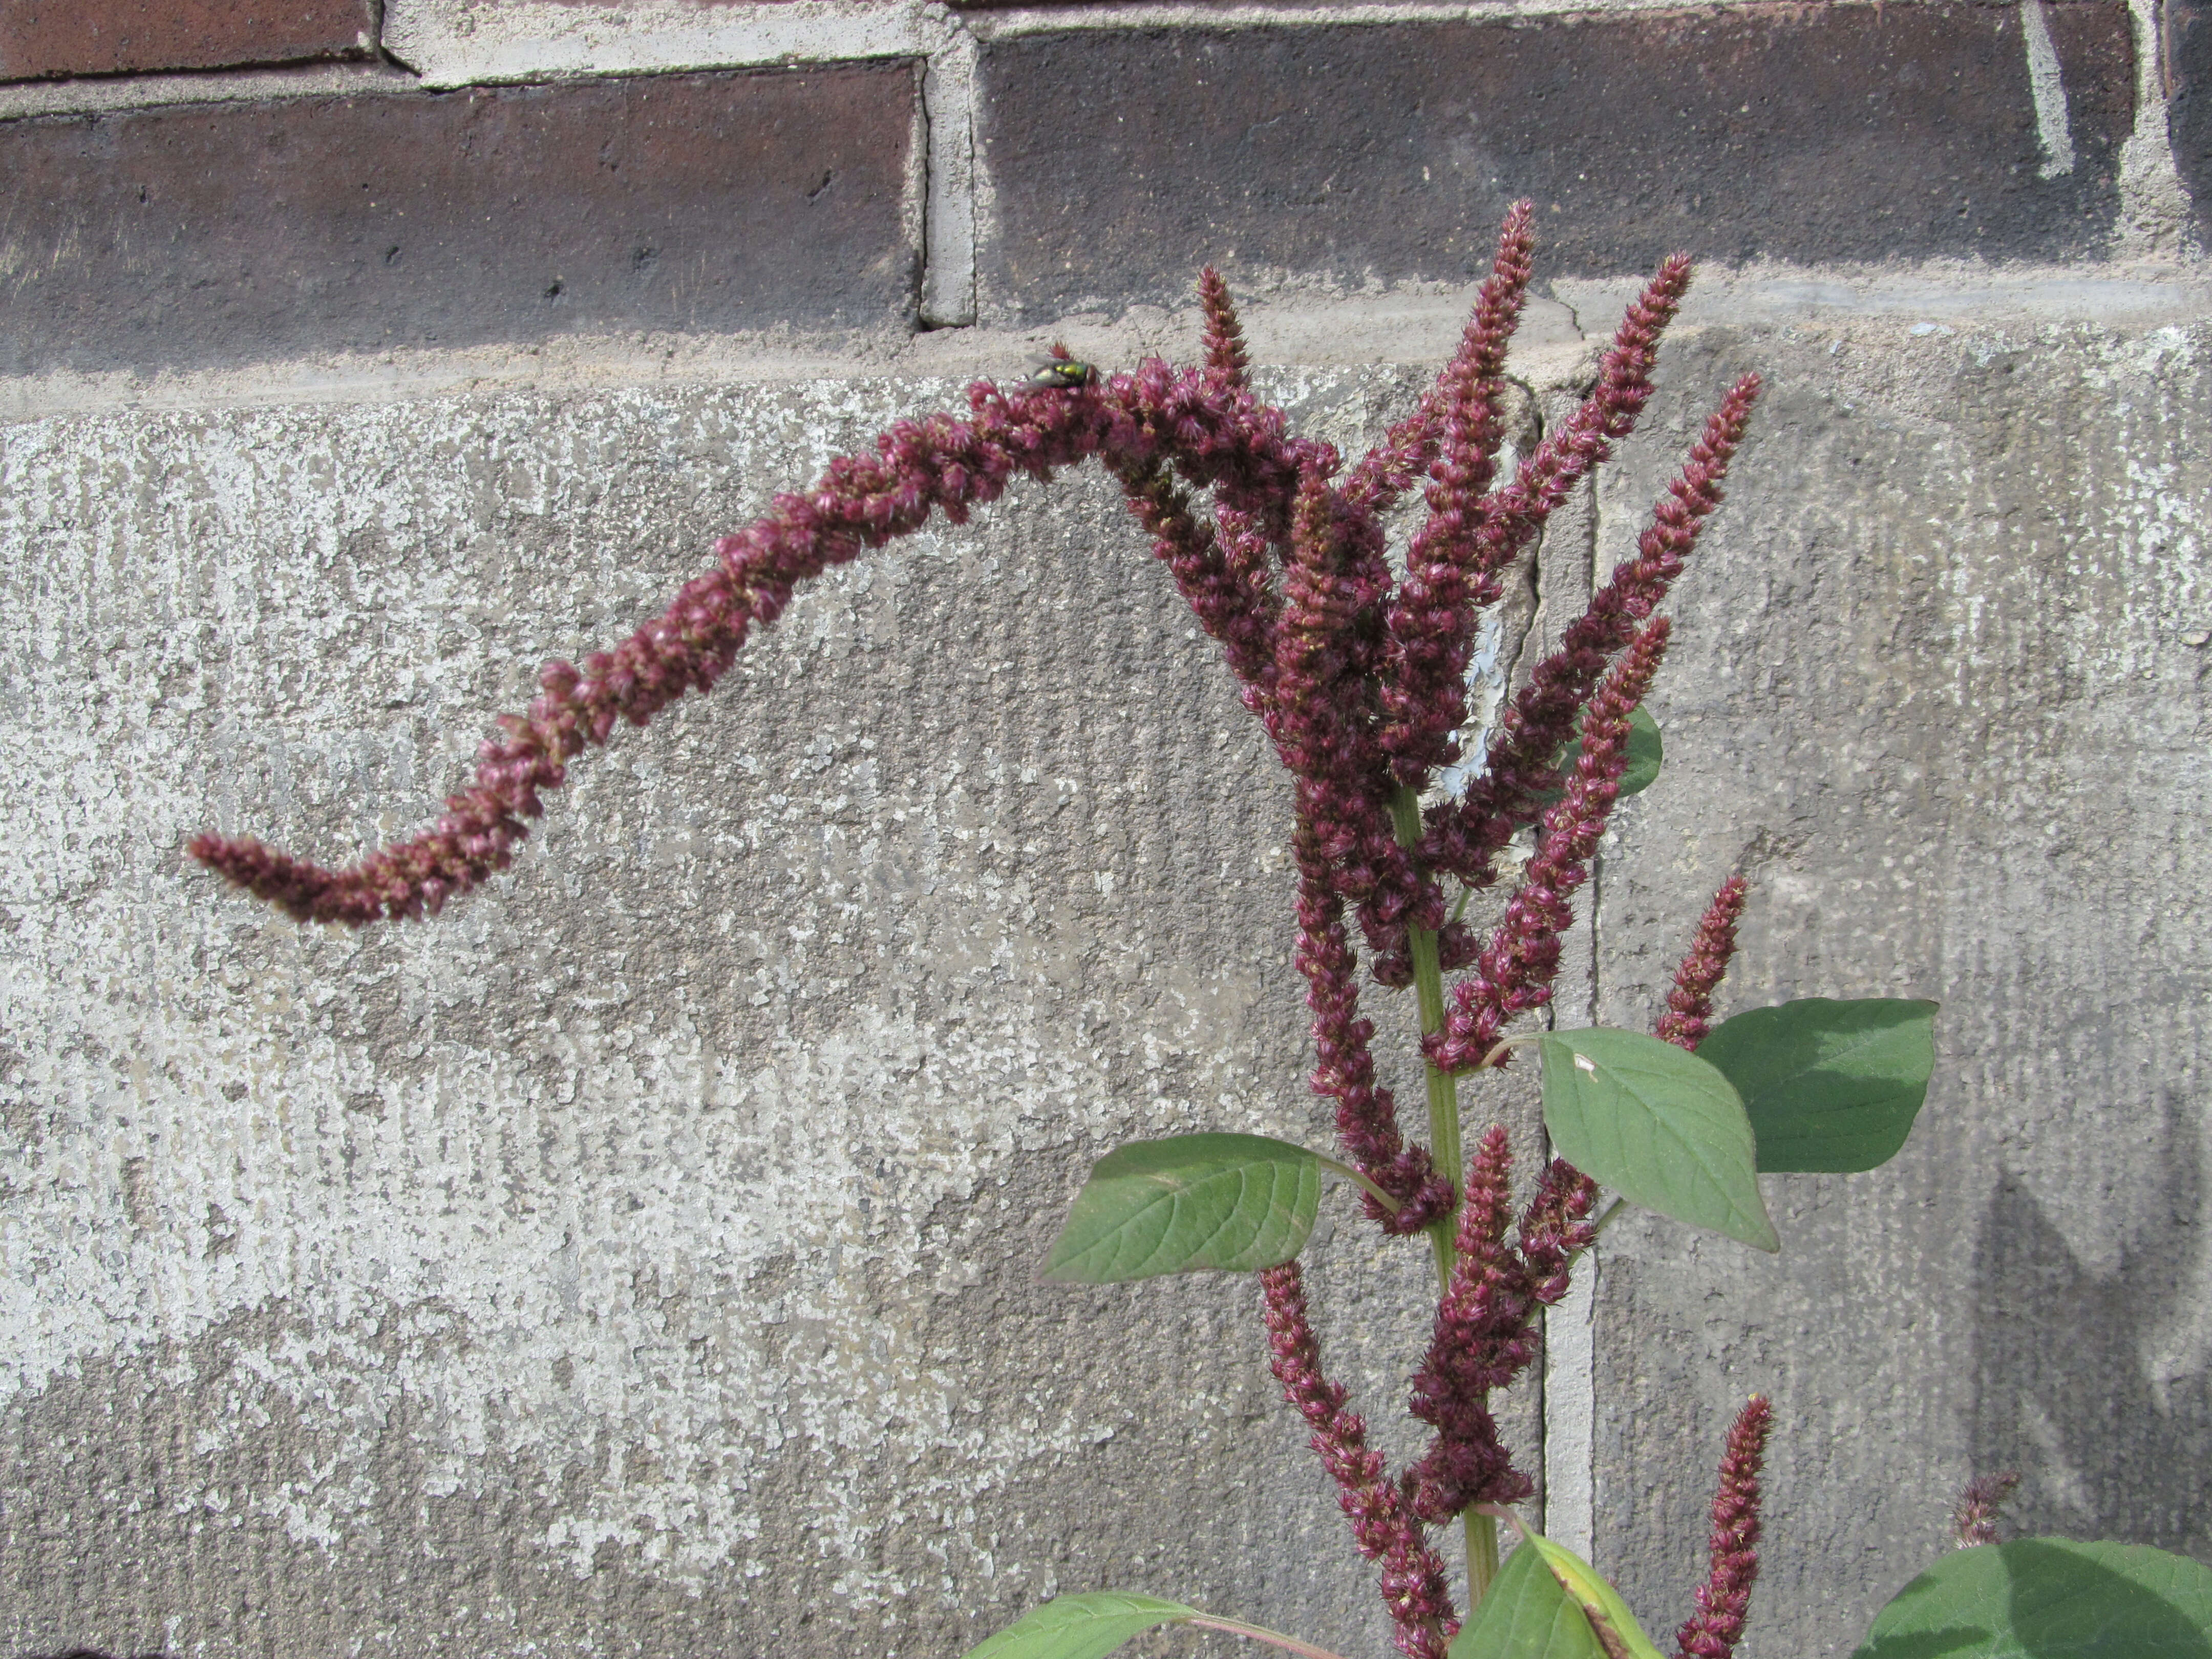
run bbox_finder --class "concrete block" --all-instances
[1586,314,2212,1653]
[1,292,2205,1657]
[0,370,1453,1657]
[0,0,376,81]
[973,4,2136,323]
[0,64,922,378]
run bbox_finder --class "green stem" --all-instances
[1388,788,1462,1293]
[1464,1509,1500,1606]
[1388,786,1500,1611]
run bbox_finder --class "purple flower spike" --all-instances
[1516,1157,1601,1302]
[1656,875,1751,1050]
[1260,1263,1460,1659]
[1112,457,1281,699]
[1952,1471,2020,1548]
[1199,266,1252,391]
[1674,1396,1774,1659]
[1375,205,1538,789]
[1346,202,1536,517]
[1406,1126,1539,1523]
[1429,618,1674,1074]
[1430,371,1760,891]
[1292,827,1451,1231]
[1268,469,1440,958]
[191,382,1123,924]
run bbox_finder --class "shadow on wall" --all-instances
[1972,1100,2212,1557]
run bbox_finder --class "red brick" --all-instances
[975,3,2137,321]
[0,64,921,376]
[0,0,376,82]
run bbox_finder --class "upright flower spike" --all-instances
[1375,206,1538,789]
[1656,875,1751,1050]
[1345,202,1536,517]
[1402,1133,1602,1526]
[1199,266,1251,391]
[1430,619,1673,1074]
[1516,1157,1601,1302]
[1674,1396,1774,1659]
[1430,372,1760,891]
[1952,1472,2020,1548]
[1260,1263,1460,1659]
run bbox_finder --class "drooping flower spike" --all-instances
[1261,1263,1459,1659]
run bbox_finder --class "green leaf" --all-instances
[1540,705,1664,803]
[1043,1134,1324,1283]
[1538,1029,1778,1252]
[1450,1542,1609,1659]
[1697,998,1938,1174]
[1524,1537,1669,1659]
[963,1593,1199,1659]
[1854,1539,2212,1658]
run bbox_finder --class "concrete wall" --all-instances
[2,3,2207,1657]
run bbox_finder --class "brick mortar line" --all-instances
[2,0,2095,116]
[0,265,2202,428]
[960,0,2044,38]
[0,60,415,121]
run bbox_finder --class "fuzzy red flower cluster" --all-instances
[192,208,1771,1656]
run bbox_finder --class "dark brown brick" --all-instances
[0,0,375,82]
[2167,0,2212,233]
[975,3,2136,321]
[0,65,921,376]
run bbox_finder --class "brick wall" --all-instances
[0,0,2183,374]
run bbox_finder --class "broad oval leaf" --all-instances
[1043,1134,1323,1283]
[1854,1539,2212,1658]
[1541,705,1664,803]
[1450,1542,1608,1659]
[1525,1536,1668,1659]
[1697,997,1938,1174]
[1538,1029,1778,1252]
[963,1592,1198,1659]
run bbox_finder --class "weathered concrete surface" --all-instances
[1588,314,2212,1654]
[0,372,1483,1657]
[1,289,2208,1659]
